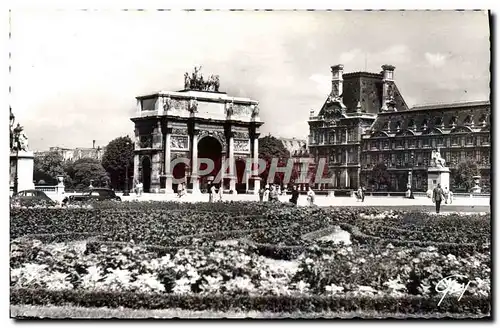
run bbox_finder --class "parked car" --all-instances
[11,189,57,207]
[62,188,121,205]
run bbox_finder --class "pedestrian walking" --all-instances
[306,186,315,206]
[269,185,279,202]
[289,185,299,206]
[218,184,223,202]
[258,187,264,202]
[137,180,143,197]
[209,184,216,203]
[177,182,185,198]
[432,183,446,214]
[263,186,270,202]
[133,178,139,196]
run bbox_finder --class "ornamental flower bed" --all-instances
[10,238,490,314]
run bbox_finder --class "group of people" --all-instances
[258,184,316,206]
[208,184,224,202]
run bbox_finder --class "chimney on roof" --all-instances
[93,140,95,149]
[381,64,396,112]
[330,64,344,101]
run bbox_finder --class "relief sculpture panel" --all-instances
[170,99,189,114]
[234,139,250,153]
[232,104,252,119]
[170,135,189,150]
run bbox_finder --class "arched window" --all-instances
[479,114,487,126]
[395,121,401,131]
[449,116,457,127]
[435,117,444,127]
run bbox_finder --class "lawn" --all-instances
[10,201,491,319]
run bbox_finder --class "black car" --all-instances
[11,189,57,206]
[62,188,121,204]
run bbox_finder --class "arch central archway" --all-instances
[198,136,223,191]
[141,156,152,193]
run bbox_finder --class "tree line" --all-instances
[34,136,133,191]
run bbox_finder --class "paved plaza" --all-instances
[114,192,490,210]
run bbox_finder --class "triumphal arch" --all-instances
[130,67,263,194]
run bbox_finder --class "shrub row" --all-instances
[10,288,491,315]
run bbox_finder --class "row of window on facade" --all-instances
[310,129,359,145]
[365,134,490,151]
[312,147,360,165]
[362,150,490,168]
[384,114,488,131]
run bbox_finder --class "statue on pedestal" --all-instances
[431,148,446,168]
[184,72,190,89]
[10,107,15,150]
[12,123,29,152]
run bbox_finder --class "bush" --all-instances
[10,288,491,315]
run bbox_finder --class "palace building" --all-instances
[130,69,263,194]
[308,64,491,192]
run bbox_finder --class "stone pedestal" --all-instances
[426,167,450,194]
[229,176,237,194]
[55,176,66,203]
[164,174,174,193]
[250,176,261,194]
[191,174,201,194]
[10,151,35,192]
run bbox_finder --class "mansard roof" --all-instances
[317,70,410,117]
[368,100,490,136]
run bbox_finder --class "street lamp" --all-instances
[13,150,19,194]
[123,141,131,196]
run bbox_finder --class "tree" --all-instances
[258,135,299,185]
[65,158,110,190]
[369,162,390,190]
[451,159,480,191]
[101,136,134,190]
[33,151,67,185]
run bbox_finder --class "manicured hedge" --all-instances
[11,203,490,258]
[10,288,491,315]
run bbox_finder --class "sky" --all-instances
[9,10,490,151]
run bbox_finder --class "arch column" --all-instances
[164,130,174,193]
[133,153,139,185]
[191,130,200,194]
[228,132,236,193]
[250,135,260,194]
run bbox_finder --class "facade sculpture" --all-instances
[225,100,234,117]
[189,99,198,113]
[184,67,221,92]
[251,103,260,118]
